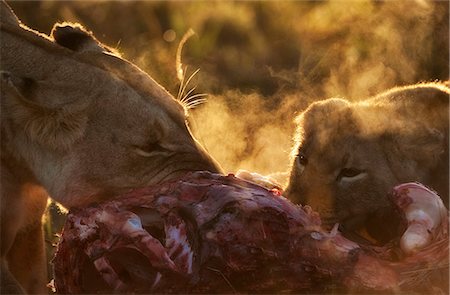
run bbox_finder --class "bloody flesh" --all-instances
[53,172,448,293]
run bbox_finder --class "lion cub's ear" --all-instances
[51,23,112,53]
[0,71,88,150]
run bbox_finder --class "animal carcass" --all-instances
[53,172,448,293]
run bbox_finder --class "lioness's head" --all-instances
[285,83,449,243]
[1,4,220,208]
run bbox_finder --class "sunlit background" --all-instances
[8,0,449,283]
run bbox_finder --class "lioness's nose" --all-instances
[196,143,223,174]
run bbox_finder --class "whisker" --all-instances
[186,103,206,110]
[180,68,200,103]
[185,98,207,109]
[186,99,207,107]
[174,29,208,110]
[176,29,195,82]
[176,29,195,102]
[180,86,197,104]
[184,93,208,104]
[176,66,186,101]
[185,97,207,106]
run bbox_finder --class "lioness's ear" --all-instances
[0,71,88,150]
[0,0,21,26]
[51,22,111,53]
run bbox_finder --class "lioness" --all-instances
[0,2,219,293]
[285,82,449,244]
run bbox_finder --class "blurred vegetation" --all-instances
[9,1,448,174]
[7,0,449,287]
[10,1,448,97]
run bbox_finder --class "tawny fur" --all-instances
[286,82,449,243]
[0,1,219,293]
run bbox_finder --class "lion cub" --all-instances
[1,2,219,293]
[285,82,449,243]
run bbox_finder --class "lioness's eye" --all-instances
[132,142,166,157]
[145,142,164,152]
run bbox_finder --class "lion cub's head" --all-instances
[1,9,220,208]
[285,83,449,243]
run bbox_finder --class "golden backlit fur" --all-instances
[285,82,449,243]
[0,1,219,293]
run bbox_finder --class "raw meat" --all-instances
[393,182,447,255]
[53,172,448,294]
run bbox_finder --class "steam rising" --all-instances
[180,1,448,184]
[8,0,447,279]
[190,91,302,182]
[11,2,447,182]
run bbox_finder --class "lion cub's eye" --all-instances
[337,168,364,181]
[295,154,308,174]
[297,154,308,166]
